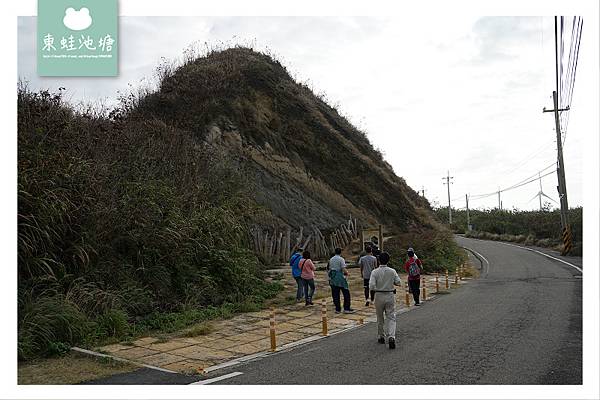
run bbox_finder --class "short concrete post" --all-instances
[435,272,440,293]
[269,307,276,351]
[422,277,427,300]
[455,268,459,285]
[321,299,328,336]
[459,264,464,281]
[405,281,410,307]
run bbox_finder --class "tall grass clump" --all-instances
[18,84,281,360]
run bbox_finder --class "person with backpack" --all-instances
[289,247,304,302]
[404,247,423,306]
[368,252,401,349]
[327,248,355,314]
[299,250,316,306]
[358,246,378,306]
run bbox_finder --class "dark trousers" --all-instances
[408,279,421,304]
[294,276,304,300]
[302,278,315,303]
[363,278,374,301]
[331,285,351,311]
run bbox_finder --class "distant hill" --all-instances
[131,47,431,231]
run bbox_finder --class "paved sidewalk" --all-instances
[95,268,469,375]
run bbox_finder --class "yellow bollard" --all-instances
[405,281,410,307]
[435,272,440,293]
[422,277,427,300]
[269,307,277,351]
[321,299,328,336]
[445,269,449,289]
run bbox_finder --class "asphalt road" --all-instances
[207,237,582,385]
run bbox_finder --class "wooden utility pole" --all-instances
[552,91,570,229]
[442,171,454,224]
[542,16,572,254]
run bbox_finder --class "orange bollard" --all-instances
[321,299,328,336]
[435,272,440,293]
[269,307,277,351]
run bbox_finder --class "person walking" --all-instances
[358,246,378,306]
[404,247,423,306]
[369,252,401,349]
[289,247,304,302]
[299,250,316,306]
[327,248,355,314]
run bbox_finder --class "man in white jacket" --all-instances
[369,252,402,349]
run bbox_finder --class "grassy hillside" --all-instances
[18,47,446,360]
[130,47,430,229]
[18,86,282,360]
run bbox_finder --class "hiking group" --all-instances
[289,244,424,350]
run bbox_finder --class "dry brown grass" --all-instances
[18,351,139,385]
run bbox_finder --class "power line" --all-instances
[468,164,556,202]
[559,17,583,144]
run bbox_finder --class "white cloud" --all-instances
[63,7,92,31]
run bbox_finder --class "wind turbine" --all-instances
[528,172,557,210]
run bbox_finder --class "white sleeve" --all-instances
[369,272,377,291]
[394,270,401,285]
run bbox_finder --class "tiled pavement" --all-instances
[96,268,468,374]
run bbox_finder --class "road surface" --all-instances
[206,236,582,385]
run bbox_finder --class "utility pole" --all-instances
[497,189,502,210]
[550,90,570,229]
[442,171,454,224]
[542,15,572,255]
[465,194,471,231]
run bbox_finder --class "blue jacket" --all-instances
[290,252,303,277]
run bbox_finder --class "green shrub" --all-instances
[47,341,71,357]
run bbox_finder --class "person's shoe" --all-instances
[309,300,314,305]
[343,309,356,314]
[378,337,385,344]
[335,310,341,314]
[415,302,421,306]
[365,300,370,306]
[388,337,396,349]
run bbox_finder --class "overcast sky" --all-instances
[18,16,589,211]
